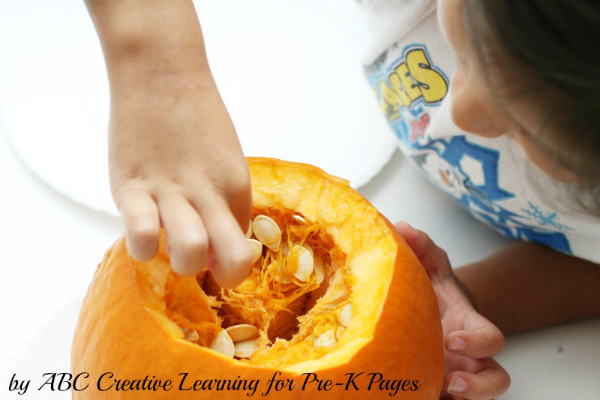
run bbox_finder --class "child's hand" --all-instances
[109,70,254,288]
[85,0,254,288]
[394,222,511,400]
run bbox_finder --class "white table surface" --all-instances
[2,126,599,399]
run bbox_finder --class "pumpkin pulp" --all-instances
[133,206,355,369]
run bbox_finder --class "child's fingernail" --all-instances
[449,336,466,351]
[448,377,467,394]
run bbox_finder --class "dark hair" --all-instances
[463,0,600,212]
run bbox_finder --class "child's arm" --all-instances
[84,0,254,288]
[455,241,600,335]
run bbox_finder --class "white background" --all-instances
[1,0,599,399]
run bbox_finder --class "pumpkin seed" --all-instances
[253,215,281,251]
[247,239,263,264]
[282,243,290,257]
[339,303,352,327]
[335,326,346,340]
[182,328,199,342]
[225,324,259,342]
[314,330,336,347]
[234,339,260,359]
[294,242,313,258]
[293,215,307,224]
[245,219,253,239]
[314,256,325,284]
[293,246,314,282]
[210,330,234,358]
[282,243,314,282]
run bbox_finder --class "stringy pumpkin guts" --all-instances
[135,208,354,369]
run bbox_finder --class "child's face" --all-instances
[438,0,580,182]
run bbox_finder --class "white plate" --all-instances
[0,0,396,216]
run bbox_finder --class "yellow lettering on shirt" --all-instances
[389,72,411,107]
[371,46,448,122]
[396,63,421,102]
[379,80,400,119]
[406,49,448,103]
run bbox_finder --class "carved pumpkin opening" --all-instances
[134,205,357,370]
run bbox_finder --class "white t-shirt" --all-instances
[362,0,600,264]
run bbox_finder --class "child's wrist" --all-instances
[94,14,211,88]
[106,57,216,102]
[88,0,210,82]
[105,48,211,88]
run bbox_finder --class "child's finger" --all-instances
[197,196,254,289]
[394,221,451,277]
[158,195,209,276]
[446,325,505,359]
[446,359,511,399]
[118,189,160,261]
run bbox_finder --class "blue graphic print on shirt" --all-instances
[364,44,573,254]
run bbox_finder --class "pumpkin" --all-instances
[71,157,444,399]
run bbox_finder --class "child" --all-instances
[365,1,600,397]
[84,0,600,398]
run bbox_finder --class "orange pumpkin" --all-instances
[71,158,443,399]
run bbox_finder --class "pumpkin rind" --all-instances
[71,157,443,399]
